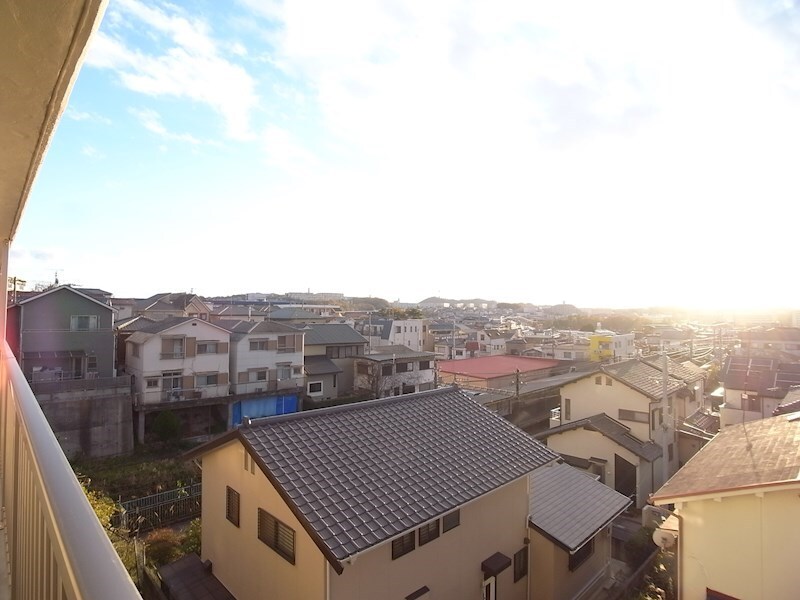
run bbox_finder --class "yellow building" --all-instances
[652,413,800,600]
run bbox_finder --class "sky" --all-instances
[10,0,800,310]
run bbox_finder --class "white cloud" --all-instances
[86,0,258,140]
[129,107,202,144]
[80,145,105,158]
[65,108,112,125]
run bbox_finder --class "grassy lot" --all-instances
[72,441,202,500]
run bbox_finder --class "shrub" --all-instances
[181,518,201,556]
[145,528,183,567]
[625,526,656,568]
[153,411,181,442]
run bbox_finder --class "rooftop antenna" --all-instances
[54,271,59,286]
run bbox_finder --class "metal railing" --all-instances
[30,374,131,396]
[116,483,201,533]
[1,343,141,599]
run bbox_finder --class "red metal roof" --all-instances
[438,356,561,379]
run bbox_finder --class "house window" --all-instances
[309,382,322,394]
[563,351,572,359]
[395,326,402,334]
[392,532,415,559]
[442,509,460,532]
[293,366,302,376]
[277,364,291,380]
[258,508,295,564]
[402,384,415,394]
[277,335,294,353]
[326,346,340,359]
[162,337,184,359]
[250,369,267,382]
[131,343,140,358]
[418,520,439,546]
[514,546,528,582]
[250,340,268,351]
[619,409,649,423]
[196,373,218,387]
[605,377,612,386]
[419,360,431,370]
[382,364,393,376]
[87,355,97,372]
[146,378,159,388]
[569,539,594,571]
[595,376,602,385]
[226,486,240,527]
[197,341,218,354]
[668,443,674,462]
[357,363,369,375]
[396,362,411,373]
[564,398,571,420]
[70,315,98,331]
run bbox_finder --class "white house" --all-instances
[126,317,231,441]
[223,320,305,396]
[354,345,436,398]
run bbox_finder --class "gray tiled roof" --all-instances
[603,359,685,400]
[268,308,320,320]
[304,356,343,375]
[529,462,631,551]
[302,323,368,346]
[134,316,194,334]
[363,345,436,362]
[536,413,663,462]
[653,412,800,503]
[209,387,558,570]
[640,355,705,384]
[218,319,301,337]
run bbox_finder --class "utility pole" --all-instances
[661,350,671,487]
[514,368,520,414]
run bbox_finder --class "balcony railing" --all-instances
[0,342,141,599]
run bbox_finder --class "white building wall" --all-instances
[229,334,304,395]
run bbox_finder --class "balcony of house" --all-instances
[0,342,141,599]
[550,406,562,428]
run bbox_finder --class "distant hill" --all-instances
[544,303,581,316]
[418,296,494,305]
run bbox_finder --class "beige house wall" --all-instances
[530,528,611,600]
[675,487,800,600]
[329,477,531,600]
[200,441,327,600]
[543,428,655,507]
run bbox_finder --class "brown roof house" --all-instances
[652,412,800,600]
[186,386,559,600]
[538,357,697,507]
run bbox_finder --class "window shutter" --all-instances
[294,334,303,351]
[185,337,196,357]
[218,342,229,353]
[218,372,228,385]
[267,340,278,351]
[161,338,172,354]
[182,375,194,390]
[238,372,248,384]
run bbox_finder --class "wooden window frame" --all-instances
[226,486,240,527]
[392,532,415,559]
[258,508,296,564]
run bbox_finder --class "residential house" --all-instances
[126,317,231,442]
[302,323,368,398]
[652,412,800,600]
[588,331,636,363]
[719,355,800,427]
[536,413,662,509]
[353,317,431,352]
[354,345,436,398]
[434,340,469,360]
[7,285,115,381]
[135,292,211,321]
[540,358,691,506]
[528,461,631,600]
[185,387,559,600]
[268,308,330,324]
[739,326,800,359]
[210,304,271,322]
[223,320,304,425]
[438,356,564,389]
[115,315,156,372]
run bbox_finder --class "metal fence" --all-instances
[117,483,202,532]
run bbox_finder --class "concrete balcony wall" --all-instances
[1,342,141,599]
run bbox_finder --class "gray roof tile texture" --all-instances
[302,323,368,346]
[603,359,685,400]
[529,462,631,551]
[240,387,558,562]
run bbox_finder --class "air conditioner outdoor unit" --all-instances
[255,387,264,393]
